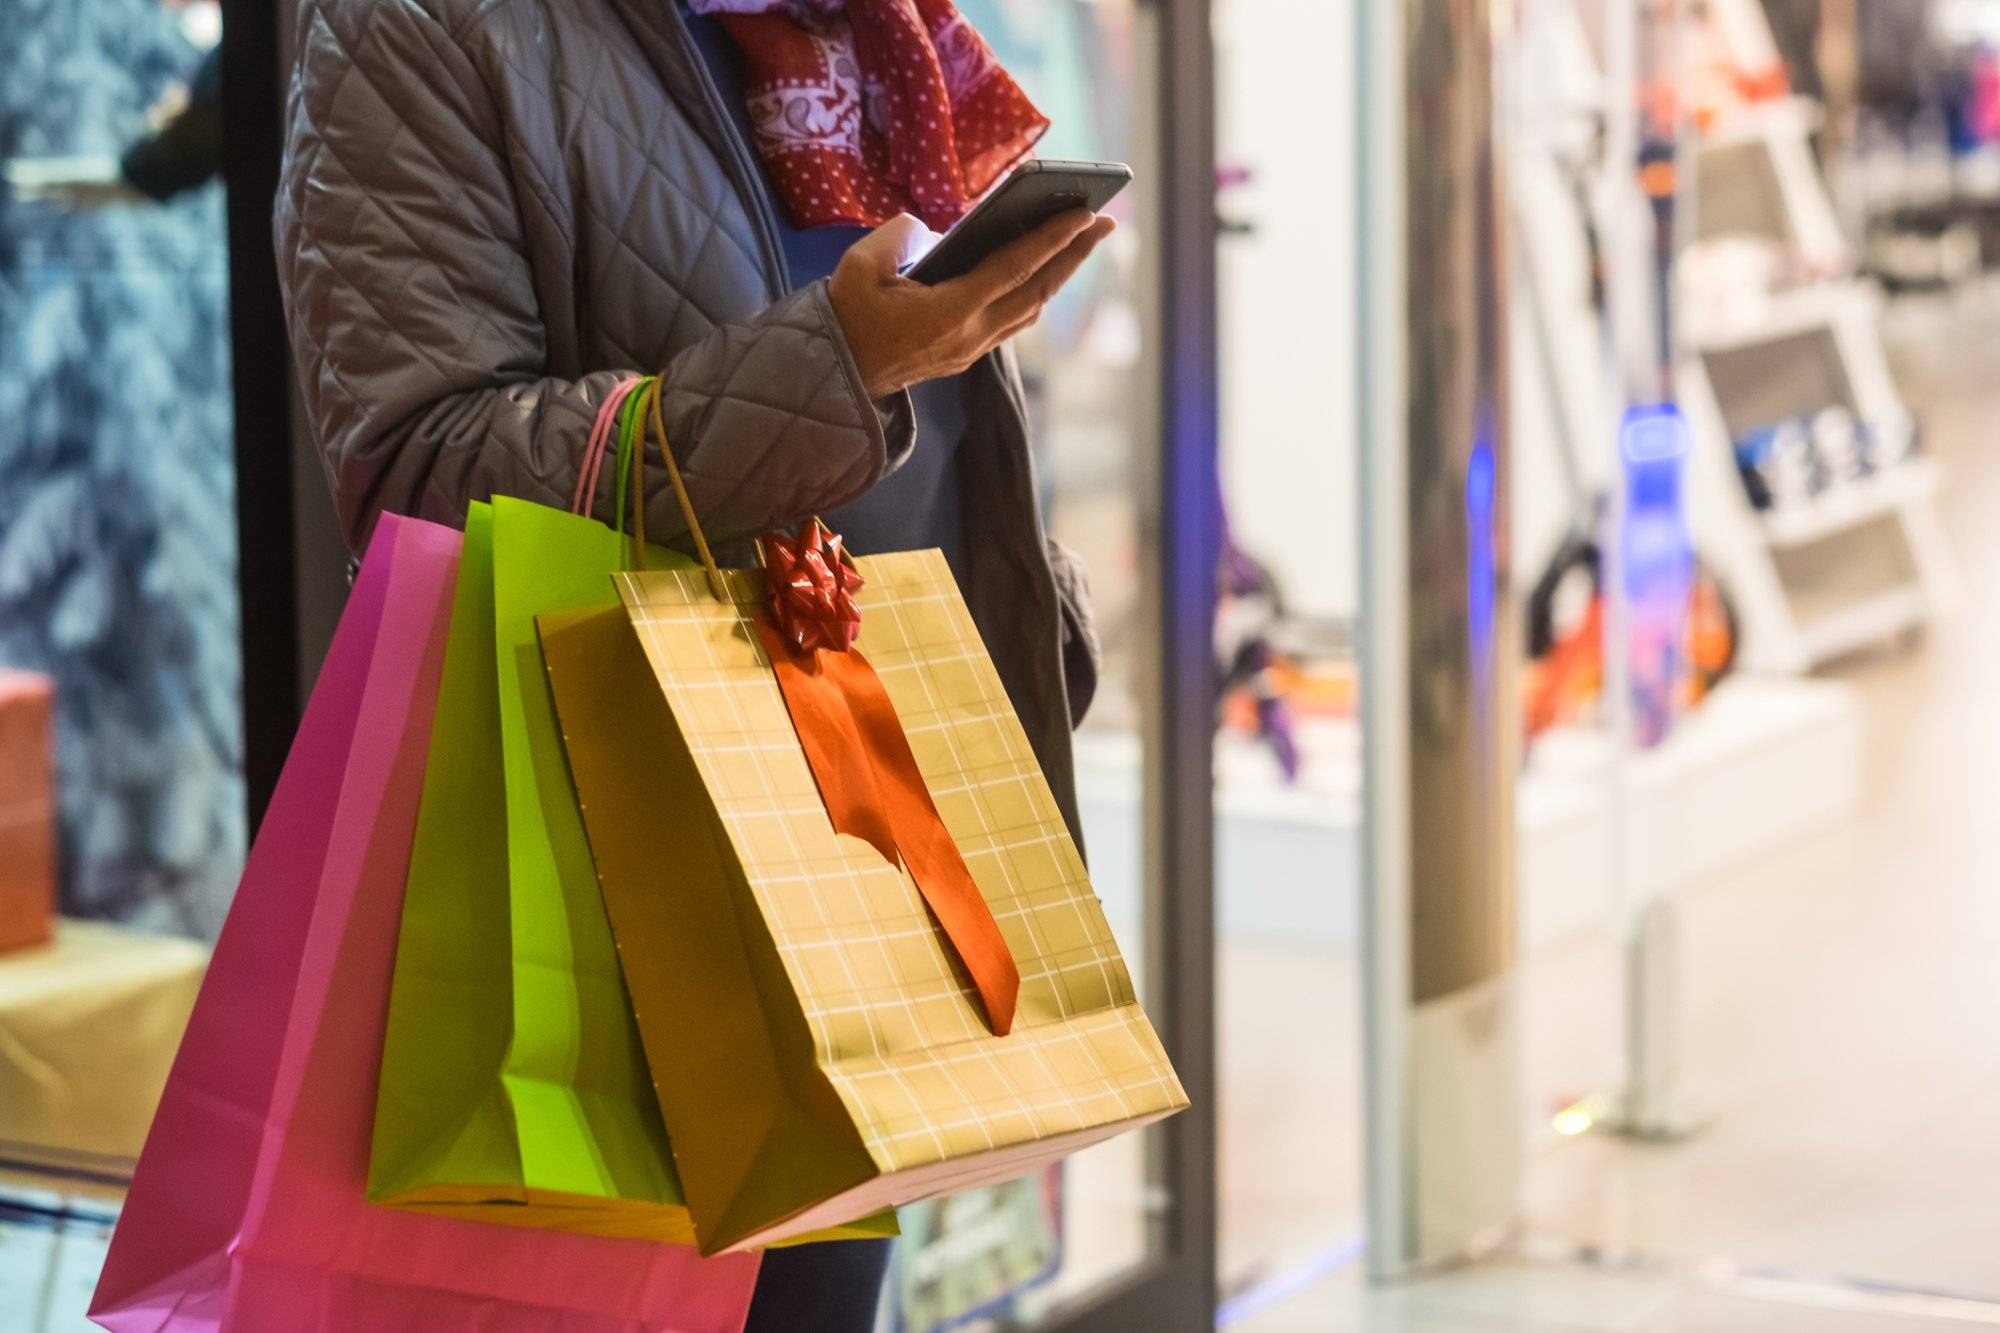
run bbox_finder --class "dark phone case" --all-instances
[906,161,1131,286]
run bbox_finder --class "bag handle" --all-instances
[642,374,728,601]
[582,374,658,570]
[615,379,650,557]
[572,377,644,517]
[575,370,733,602]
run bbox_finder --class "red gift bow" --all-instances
[762,522,865,654]
[755,522,1021,1035]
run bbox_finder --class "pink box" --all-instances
[0,670,56,953]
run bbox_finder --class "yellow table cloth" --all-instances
[0,920,206,1177]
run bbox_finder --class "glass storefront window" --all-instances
[886,1,1173,1326]
[0,1,236,1319]
[1210,0,1366,1297]
[0,0,242,936]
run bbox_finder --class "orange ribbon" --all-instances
[754,619,1021,1036]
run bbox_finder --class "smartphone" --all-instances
[904,159,1132,286]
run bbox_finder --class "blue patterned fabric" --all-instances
[0,0,243,936]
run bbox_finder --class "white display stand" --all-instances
[1679,0,1959,670]
[1073,675,1862,961]
[1696,97,1848,272]
[1490,0,1892,1142]
[1680,277,1959,671]
[1513,0,1956,672]
[1517,676,1863,946]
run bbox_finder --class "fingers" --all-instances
[847,213,933,279]
[838,207,1115,395]
[921,215,1116,374]
[982,215,1115,331]
[942,208,1101,307]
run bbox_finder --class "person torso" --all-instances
[681,7,969,576]
[376,0,1080,832]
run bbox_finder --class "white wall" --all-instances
[1215,0,1610,620]
[1214,0,1359,621]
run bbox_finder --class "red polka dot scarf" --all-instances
[687,0,1049,231]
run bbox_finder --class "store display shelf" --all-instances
[1861,145,2000,207]
[1071,676,1863,956]
[0,1177,117,1330]
[1796,584,1929,663]
[1682,278,1878,353]
[1700,94,1821,148]
[1954,147,2000,201]
[1759,457,1940,549]
[1519,675,1863,947]
[1849,137,1959,200]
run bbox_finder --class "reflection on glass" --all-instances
[884,0,1165,1326]
[1210,0,1364,1295]
[1511,0,2000,1310]
[0,0,235,1321]
[0,0,241,937]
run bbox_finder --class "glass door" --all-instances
[1208,0,1369,1308]
[878,0,1218,1329]
[0,0,243,937]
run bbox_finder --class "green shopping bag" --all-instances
[367,488,701,1239]
[369,382,894,1245]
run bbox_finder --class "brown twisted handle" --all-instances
[630,375,727,601]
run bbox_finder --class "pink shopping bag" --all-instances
[90,513,758,1332]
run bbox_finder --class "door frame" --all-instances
[1046,0,1219,1325]
[223,0,352,827]
[220,0,302,828]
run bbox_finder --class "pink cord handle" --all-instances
[572,377,645,516]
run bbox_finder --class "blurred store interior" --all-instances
[6,0,2000,1328]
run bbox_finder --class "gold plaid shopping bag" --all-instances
[536,389,1185,1254]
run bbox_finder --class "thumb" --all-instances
[851,213,933,277]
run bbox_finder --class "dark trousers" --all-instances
[744,1237,894,1333]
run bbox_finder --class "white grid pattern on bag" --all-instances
[615,553,1184,1172]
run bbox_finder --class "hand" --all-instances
[828,209,1117,400]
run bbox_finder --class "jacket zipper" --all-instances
[660,4,791,299]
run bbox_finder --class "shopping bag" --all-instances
[369,378,692,1235]
[366,495,697,1239]
[89,513,758,1331]
[369,381,891,1245]
[537,392,1187,1254]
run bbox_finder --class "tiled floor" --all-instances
[1241,1255,2000,1331]
[1218,937,1364,1283]
[1519,290,2000,1299]
[1231,290,2000,1326]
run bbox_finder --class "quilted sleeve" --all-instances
[275,0,903,551]
[652,279,913,548]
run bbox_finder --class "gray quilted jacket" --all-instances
[275,0,1098,832]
